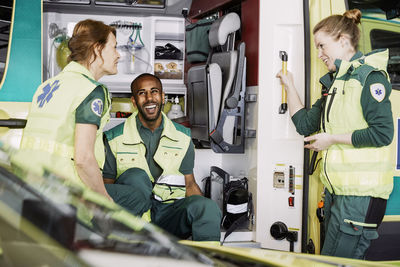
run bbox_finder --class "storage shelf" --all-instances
[155,33,184,41]
[155,57,184,60]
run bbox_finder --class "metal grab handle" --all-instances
[279,51,288,114]
[210,166,230,186]
[0,118,27,129]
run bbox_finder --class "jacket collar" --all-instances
[319,72,334,90]
[63,61,96,81]
[320,52,364,89]
[122,112,179,145]
[333,51,363,77]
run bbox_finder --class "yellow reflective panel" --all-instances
[182,240,397,267]
[307,0,347,255]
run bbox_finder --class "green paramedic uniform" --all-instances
[103,112,222,241]
[291,50,394,259]
[20,61,111,186]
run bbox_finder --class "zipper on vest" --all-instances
[321,96,327,132]
[323,149,336,196]
[326,87,337,123]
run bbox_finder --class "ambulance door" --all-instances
[257,0,347,253]
[257,0,307,252]
[0,0,42,148]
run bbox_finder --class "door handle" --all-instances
[0,118,27,129]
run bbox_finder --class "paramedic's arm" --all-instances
[74,123,113,201]
[276,70,351,150]
[303,72,393,151]
[276,70,304,116]
[185,173,203,196]
[352,72,393,147]
[180,139,202,196]
[304,133,352,151]
[277,70,322,136]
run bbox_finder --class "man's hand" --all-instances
[184,173,203,197]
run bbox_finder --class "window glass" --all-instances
[370,29,400,90]
[95,0,165,8]
[43,0,90,3]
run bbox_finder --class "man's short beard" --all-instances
[137,104,162,122]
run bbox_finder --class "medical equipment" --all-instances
[110,21,151,74]
[166,96,184,119]
[47,23,70,75]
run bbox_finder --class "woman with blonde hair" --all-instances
[277,9,393,258]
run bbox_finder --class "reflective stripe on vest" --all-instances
[20,135,74,159]
[321,49,393,199]
[110,112,191,202]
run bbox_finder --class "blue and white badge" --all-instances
[370,83,385,102]
[91,98,103,117]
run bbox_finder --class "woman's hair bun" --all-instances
[343,9,362,25]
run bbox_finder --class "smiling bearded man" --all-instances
[102,73,222,242]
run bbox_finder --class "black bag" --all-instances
[155,43,183,60]
[221,178,253,244]
[203,166,253,244]
[222,178,251,229]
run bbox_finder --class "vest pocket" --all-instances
[116,153,138,165]
[116,153,142,176]
[155,147,184,171]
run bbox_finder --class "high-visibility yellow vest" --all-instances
[20,61,111,185]
[321,49,393,199]
[106,112,191,203]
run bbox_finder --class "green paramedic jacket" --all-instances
[20,61,111,186]
[105,112,192,203]
[320,49,393,199]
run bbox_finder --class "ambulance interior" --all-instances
[0,0,400,261]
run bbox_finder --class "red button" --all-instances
[288,196,294,207]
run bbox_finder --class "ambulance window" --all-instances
[370,29,400,90]
[0,1,12,81]
[95,0,165,8]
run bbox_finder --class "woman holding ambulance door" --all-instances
[276,9,393,259]
[20,19,120,201]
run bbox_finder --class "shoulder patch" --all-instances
[91,98,103,117]
[370,83,385,102]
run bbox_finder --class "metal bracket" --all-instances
[245,93,257,102]
[245,129,256,138]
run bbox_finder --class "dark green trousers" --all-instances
[105,168,222,241]
[321,189,386,259]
